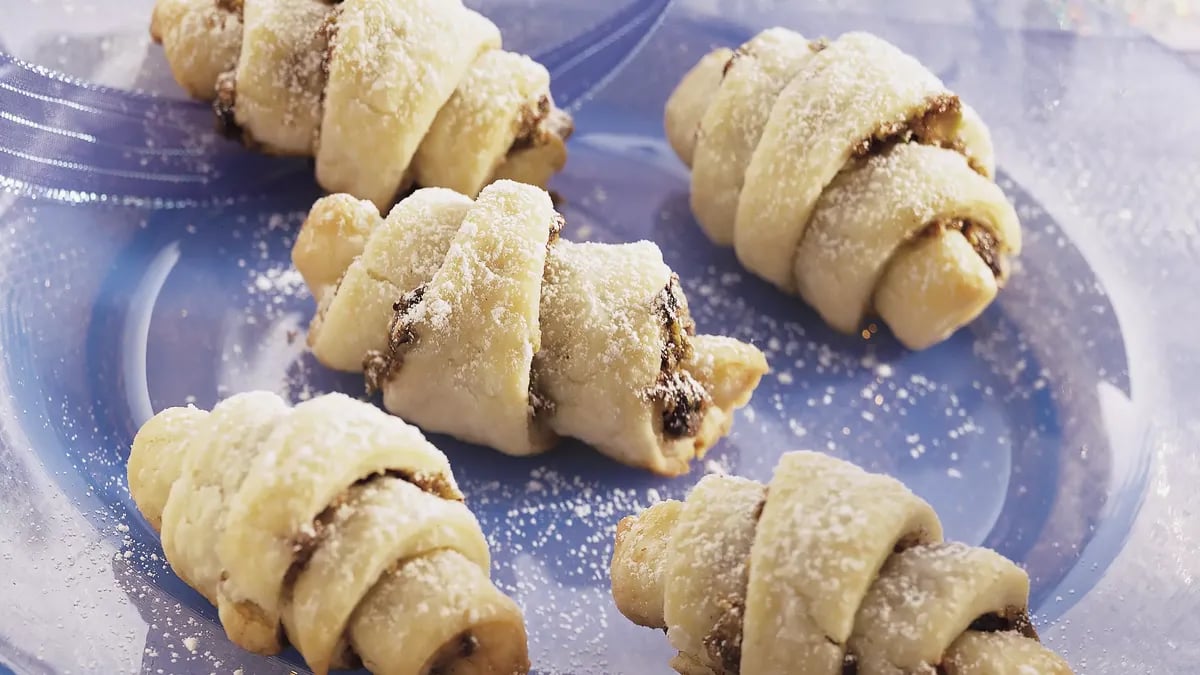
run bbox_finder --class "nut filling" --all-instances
[969,606,1039,641]
[710,38,829,148]
[700,494,769,675]
[274,467,458,671]
[428,632,480,675]
[213,71,242,140]
[721,35,830,80]
[840,607,1039,675]
[281,549,364,669]
[916,218,1008,280]
[215,0,244,14]
[722,43,754,77]
[365,218,564,417]
[852,93,962,159]
[318,8,339,84]
[284,469,458,589]
[528,213,565,424]
[283,493,344,591]
[363,284,427,395]
[704,596,747,674]
[527,363,556,420]
[509,98,575,157]
[392,468,461,502]
[215,0,337,14]
[649,275,711,439]
[849,92,990,176]
[547,212,565,249]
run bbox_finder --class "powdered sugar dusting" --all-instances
[38,42,1127,675]
[180,193,1056,670]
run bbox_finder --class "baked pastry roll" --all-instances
[611,451,1074,675]
[127,391,530,675]
[292,180,768,476]
[149,0,572,208]
[665,29,1021,349]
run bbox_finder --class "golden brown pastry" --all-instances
[292,180,768,476]
[611,451,1074,675]
[149,0,572,209]
[665,29,1021,350]
[127,391,530,675]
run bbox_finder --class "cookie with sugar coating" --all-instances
[611,450,1074,675]
[150,0,572,210]
[127,390,530,675]
[665,29,1018,350]
[294,180,769,476]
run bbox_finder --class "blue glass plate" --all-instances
[2,1,1199,673]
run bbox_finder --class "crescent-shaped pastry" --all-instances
[292,180,769,476]
[149,0,572,209]
[126,391,530,675]
[665,29,1020,349]
[611,451,1074,675]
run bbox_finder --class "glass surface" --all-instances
[2,1,1198,673]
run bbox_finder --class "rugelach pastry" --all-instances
[666,30,1021,349]
[127,391,530,675]
[293,181,768,476]
[611,451,1073,675]
[151,0,572,208]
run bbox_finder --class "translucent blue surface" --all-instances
[2,1,1199,673]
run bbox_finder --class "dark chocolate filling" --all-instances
[915,218,1007,280]
[215,0,243,14]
